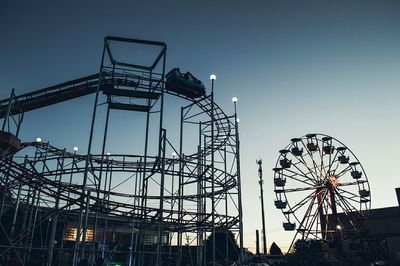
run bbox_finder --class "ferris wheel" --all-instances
[273,133,371,243]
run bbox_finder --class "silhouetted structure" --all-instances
[257,159,268,255]
[269,242,283,256]
[0,36,243,266]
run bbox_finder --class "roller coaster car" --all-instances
[0,131,21,158]
[165,68,206,98]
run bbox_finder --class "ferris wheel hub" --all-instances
[326,176,339,187]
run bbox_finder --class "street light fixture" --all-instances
[209,72,217,265]
[36,137,42,142]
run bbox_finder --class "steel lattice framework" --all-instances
[0,37,243,266]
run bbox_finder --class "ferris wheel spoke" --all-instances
[339,194,360,204]
[336,187,362,204]
[296,192,318,233]
[318,189,330,238]
[284,186,323,193]
[308,149,324,178]
[289,190,317,213]
[316,137,329,177]
[300,140,324,179]
[304,190,328,239]
[330,159,343,177]
[318,144,328,178]
[339,180,366,188]
[290,161,319,183]
[335,190,361,213]
[322,191,331,216]
[327,149,340,176]
[334,192,364,229]
[281,169,316,186]
[335,165,352,178]
[337,187,358,197]
[291,153,319,182]
[324,139,334,176]
[334,197,358,226]
[318,163,333,175]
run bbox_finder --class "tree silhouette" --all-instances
[269,242,283,255]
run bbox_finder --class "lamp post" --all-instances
[232,97,244,263]
[210,74,216,266]
[67,147,78,212]
[210,74,216,85]
[232,97,238,112]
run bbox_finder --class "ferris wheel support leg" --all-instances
[316,188,327,240]
[329,187,338,238]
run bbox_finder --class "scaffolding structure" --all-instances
[0,37,243,265]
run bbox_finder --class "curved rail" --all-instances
[0,71,237,230]
[1,71,233,158]
[16,141,237,194]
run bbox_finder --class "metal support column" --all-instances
[210,77,216,266]
[233,100,244,263]
[156,129,167,266]
[257,160,267,255]
[73,39,106,266]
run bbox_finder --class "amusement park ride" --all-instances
[273,134,371,251]
[0,37,243,265]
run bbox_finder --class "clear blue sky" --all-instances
[1,0,399,251]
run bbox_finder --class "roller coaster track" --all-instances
[0,155,238,230]
[14,141,237,197]
[0,71,236,229]
[0,71,233,159]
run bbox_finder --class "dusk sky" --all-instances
[1,0,400,251]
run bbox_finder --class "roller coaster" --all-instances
[0,36,243,265]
